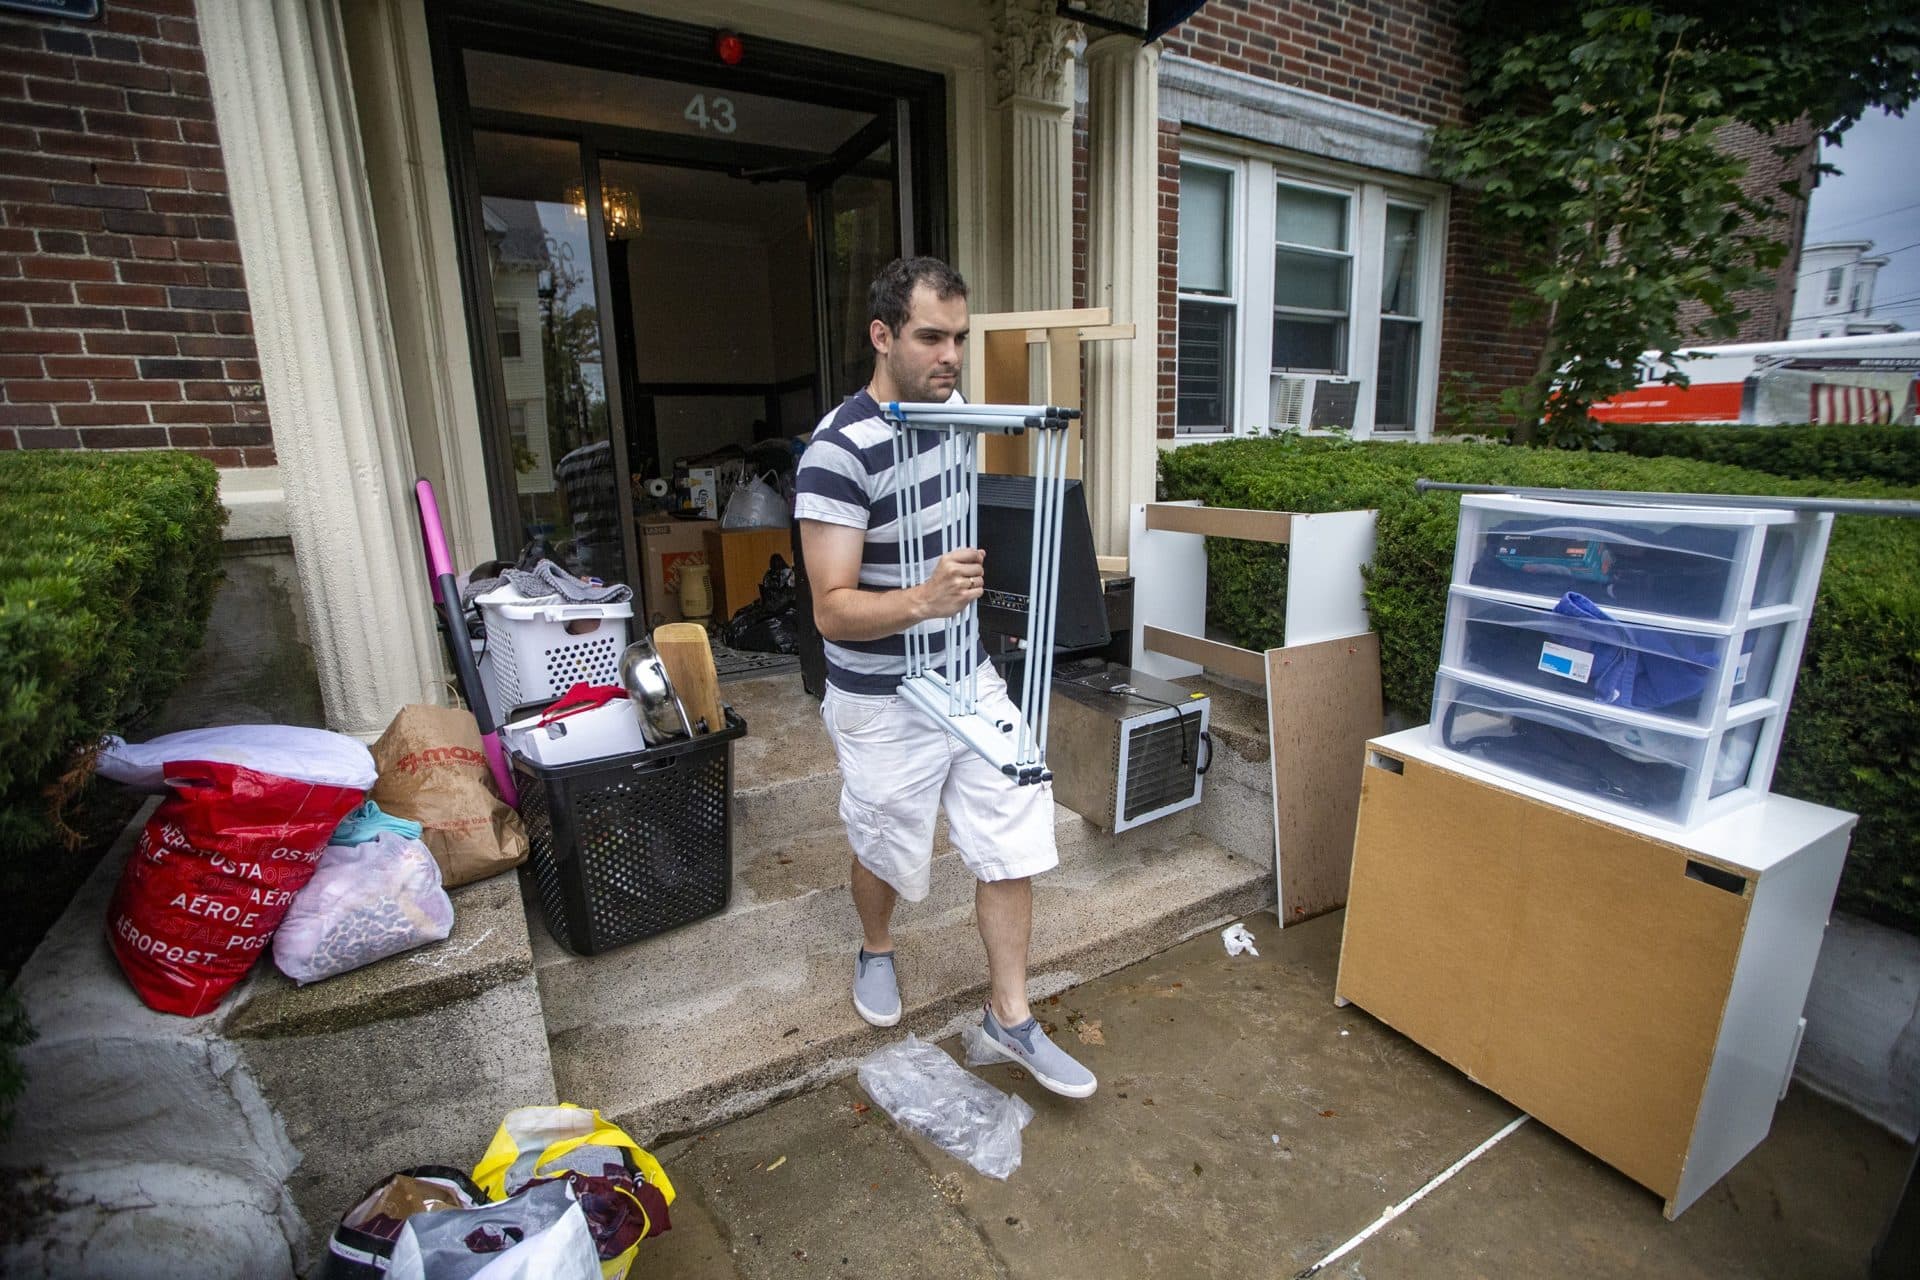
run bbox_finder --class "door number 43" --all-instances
[683,94,738,134]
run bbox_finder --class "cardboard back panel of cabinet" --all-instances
[1266,632,1383,922]
[1335,748,1752,1202]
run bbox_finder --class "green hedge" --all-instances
[1159,437,1920,933]
[1598,422,1920,486]
[0,451,225,856]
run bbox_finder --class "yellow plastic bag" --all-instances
[472,1104,675,1280]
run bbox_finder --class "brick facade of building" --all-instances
[1159,0,1462,128]
[1151,0,1538,435]
[1675,119,1817,344]
[0,0,272,466]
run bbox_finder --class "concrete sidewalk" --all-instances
[638,910,1911,1279]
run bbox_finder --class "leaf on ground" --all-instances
[1075,1019,1105,1045]
[1143,1097,1156,1106]
[765,1155,788,1172]
[1009,1068,1029,1081]
[1047,994,1060,1005]
[1319,1109,1338,1119]
[1192,1162,1203,1176]
[1042,1021,1058,1035]
[851,1102,870,1115]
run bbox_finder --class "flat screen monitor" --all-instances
[975,474,1109,653]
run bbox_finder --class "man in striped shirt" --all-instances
[794,257,1095,1099]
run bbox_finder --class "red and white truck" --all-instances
[1588,332,1920,425]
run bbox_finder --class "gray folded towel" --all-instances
[504,558,633,604]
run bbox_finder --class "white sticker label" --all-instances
[1538,641,1594,683]
[1733,651,1753,689]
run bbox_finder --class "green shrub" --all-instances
[0,451,225,856]
[1159,436,1920,933]
[1597,422,1920,486]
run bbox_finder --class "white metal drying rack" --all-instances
[882,400,1080,785]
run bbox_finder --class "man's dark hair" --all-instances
[869,256,968,334]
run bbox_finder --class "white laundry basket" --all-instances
[474,584,632,718]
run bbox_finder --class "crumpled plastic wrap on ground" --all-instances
[856,1034,1034,1181]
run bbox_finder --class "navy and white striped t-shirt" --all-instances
[794,389,988,695]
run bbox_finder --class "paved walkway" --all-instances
[639,910,1910,1279]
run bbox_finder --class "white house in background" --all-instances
[1790,240,1902,338]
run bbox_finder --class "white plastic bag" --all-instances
[387,1179,599,1280]
[857,1034,1034,1180]
[272,832,454,984]
[720,473,789,529]
[96,724,377,791]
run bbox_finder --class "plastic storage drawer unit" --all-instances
[1432,671,1770,827]
[1443,593,1790,727]
[1453,496,1814,625]
[513,709,745,955]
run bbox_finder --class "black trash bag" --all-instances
[721,555,799,654]
[756,554,795,610]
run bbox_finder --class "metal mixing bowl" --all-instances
[617,639,693,745]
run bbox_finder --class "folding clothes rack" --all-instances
[881,400,1080,785]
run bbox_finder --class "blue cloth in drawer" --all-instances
[1551,593,1719,711]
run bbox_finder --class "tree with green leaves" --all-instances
[1432,2,1920,444]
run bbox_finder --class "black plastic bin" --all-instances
[512,709,746,955]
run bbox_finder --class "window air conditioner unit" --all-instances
[1045,666,1211,833]
[1270,373,1361,432]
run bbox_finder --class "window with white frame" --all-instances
[1375,203,1425,430]
[1823,267,1844,307]
[1271,182,1351,375]
[1176,160,1236,433]
[1175,148,1444,439]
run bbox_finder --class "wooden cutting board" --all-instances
[652,623,723,734]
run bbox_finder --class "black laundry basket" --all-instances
[513,709,746,955]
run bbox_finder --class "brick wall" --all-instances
[1152,0,1536,431]
[1156,118,1178,438]
[1436,196,1537,425]
[1072,106,1088,310]
[1161,0,1467,129]
[1675,119,1816,344]
[0,1,272,466]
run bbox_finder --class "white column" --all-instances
[1083,24,1161,557]
[196,0,439,737]
[992,0,1076,311]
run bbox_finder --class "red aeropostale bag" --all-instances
[99,727,376,1017]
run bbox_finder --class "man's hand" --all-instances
[801,520,988,643]
[915,547,985,621]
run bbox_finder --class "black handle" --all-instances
[1195,729,1213,776]
[435,570,499,734]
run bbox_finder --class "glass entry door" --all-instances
[435,3,945,574]
[810,110,909,405]
[470,130,629,587]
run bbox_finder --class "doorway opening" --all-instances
[432,1,945,604]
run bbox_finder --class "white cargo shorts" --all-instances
[820,663,1059,903]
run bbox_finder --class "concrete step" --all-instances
[721,673,842,851]
[531,823,1272,1146]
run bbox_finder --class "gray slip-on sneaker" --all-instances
[853,948,901,1027]
[977,1005,1098,1099]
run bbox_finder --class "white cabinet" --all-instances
[1431,495,1831,828]
[1336,729,1856,1218]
